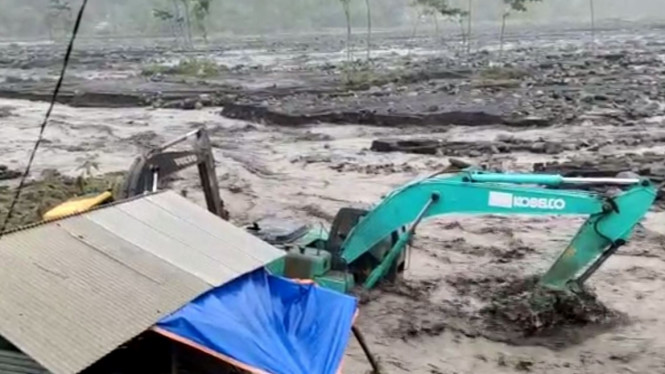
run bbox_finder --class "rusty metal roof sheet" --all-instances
[0,191,284,374]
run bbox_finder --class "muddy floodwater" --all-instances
[2,23,665,374]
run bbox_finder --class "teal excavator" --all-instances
[275,168,658,295]
[43,128,658,296]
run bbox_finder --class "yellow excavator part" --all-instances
[42,191,114,221]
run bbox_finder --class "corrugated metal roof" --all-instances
[0,191,284,374]
[0,349,50,374]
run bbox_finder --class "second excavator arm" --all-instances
[338,171,657,292]
[121,127,229,219]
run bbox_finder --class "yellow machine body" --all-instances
[42,191,114,221]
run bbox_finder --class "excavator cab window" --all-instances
[327,207,404,283]
[326,208,368,262]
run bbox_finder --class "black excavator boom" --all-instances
[120,128,229,220]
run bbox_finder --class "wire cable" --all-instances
[0,0,89,236]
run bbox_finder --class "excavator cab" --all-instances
[325,208,406,284]
[264,207,407,294]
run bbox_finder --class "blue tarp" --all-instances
[156,268,358,374]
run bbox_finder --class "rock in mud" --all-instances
[0,106,15,118]
[291,154,332,164]
[480,275,619,338]
[0,165,21,181]
[162,98,205,110]
[371,138,442,155]
[515,359,535,372]
[122,131,164,149]
[292,131,334,142]
[529,141,563,155]
[449,158,473,169]
[330,162,416,175]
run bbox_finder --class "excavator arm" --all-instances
[120,128,229,220]
[339,170,657,292]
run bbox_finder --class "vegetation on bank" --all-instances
[0,170,125,231]
[15,1,600,91]
[141,57,223,78]
[1,0,610,47]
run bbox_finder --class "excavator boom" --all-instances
[120,128,228,219]
[339,170,657,292]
